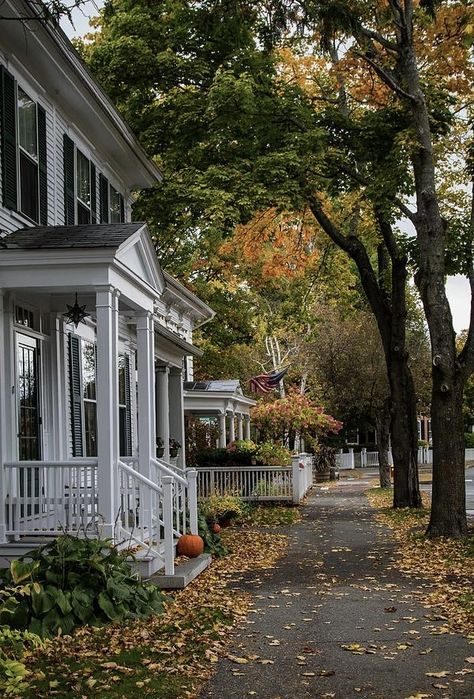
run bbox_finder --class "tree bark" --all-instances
[307,197,421,508]
[375,398,391,489]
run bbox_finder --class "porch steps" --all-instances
[147,553,212,589]
[0,538,56,563]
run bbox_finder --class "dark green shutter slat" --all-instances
[99,173,109,223]
[69,334,83,457]
[63,134,75,224]
[90,162,97,223]
[0,66,17,211]
[38,105,48,225]
[119,194,125,222]
[124,355,133,456]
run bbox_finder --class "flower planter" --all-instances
[169,448,179,458]
[156,447,165,458]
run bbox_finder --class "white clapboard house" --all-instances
[0,0,215,577]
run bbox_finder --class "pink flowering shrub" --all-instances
[251,389,342,443]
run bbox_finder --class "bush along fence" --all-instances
[195,454,314,504]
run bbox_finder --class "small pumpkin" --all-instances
[211,523,221,534]
[177,534,204,558]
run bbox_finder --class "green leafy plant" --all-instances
[0,535,165,638]
[198,495,245,525]
[197,514,228,558]
[227,440,257,455]
[255,441,292,466]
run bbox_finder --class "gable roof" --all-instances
[184,380,242,393]
[0,224,144,250]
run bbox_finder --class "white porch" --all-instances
[0,223,201,577]
[183,380,256,448]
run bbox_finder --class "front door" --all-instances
[16,332,42,461]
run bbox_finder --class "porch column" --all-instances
[136,313,155,478]
[0,292,6,542]
[169,367,186,468]
[244,415,251,441]
[218,412,226,448]
[228,410,235,444]
[237,413,244,441]
[96,286,119,538]
[156,365,170,461]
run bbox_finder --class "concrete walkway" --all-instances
[199,481,474,698]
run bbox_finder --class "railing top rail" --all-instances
[150,457,188,486]
[118,460,164,494]
[4,459,98,469]
[195,465,292,473]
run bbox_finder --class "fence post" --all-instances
[361,448,367,468]
[163,476,175,576]
[349,448,355,469]
[292,456,301,504]
[388,448,393,466]
[187,470,198,535]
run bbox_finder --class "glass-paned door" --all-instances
[17,333,41,516]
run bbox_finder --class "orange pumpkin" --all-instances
[212,523,221,534]
[177,534,204,558]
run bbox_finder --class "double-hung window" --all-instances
[69,334,132,458]
[99,174,125,223]
[63,135,97,225]
[0,65,48,224]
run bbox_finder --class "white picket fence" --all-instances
[337,447,474,469]
[195,454,314,504]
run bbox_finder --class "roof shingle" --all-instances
[0,223,145,250]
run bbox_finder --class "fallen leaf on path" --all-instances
[425,671,450,677]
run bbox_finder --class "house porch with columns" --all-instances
[0,223,210,577]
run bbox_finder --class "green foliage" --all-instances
[464,432,474,448]
[199,495,245,524]
[255,441,292,466]
[197,513,228,558]
[0,625,43,696]
[227,439,257,455]
[0,536,165,638]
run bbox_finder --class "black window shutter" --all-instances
[38,105,48,225]
[124,355,133,456]
[90,162,97,223]
[119,194,125,223]
[99,173,109,223]
[63,134,75,224]
[68,334,83,457]
[0,66,18,211]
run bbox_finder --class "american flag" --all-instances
[249,367,288,394]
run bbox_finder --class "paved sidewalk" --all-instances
[199,481,474,698]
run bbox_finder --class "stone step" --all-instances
[148,553,212,589]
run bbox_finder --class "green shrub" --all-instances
[0,626,43,696]
[255,442,292,466]
[465,432,474,448]
[0,536,165,638]
[199,494,245,524]
[197,514,228,558]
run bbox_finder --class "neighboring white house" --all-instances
[184,380,256,447]
[0,0,214,577]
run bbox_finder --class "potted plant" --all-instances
[169,438,181,458]
[313,444,337,482]
[156,437,165,458]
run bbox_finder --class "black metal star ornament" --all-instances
[63,293,90,327]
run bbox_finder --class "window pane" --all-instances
[82,341,96,400]
[109,186,122,223]
[76,150,90,207]
[18,88,37,159]
[77,201,90,224]
[84,402,97,457]
[20,152,39,222]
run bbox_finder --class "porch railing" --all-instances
[118,457,198,576]
[3,459,98,537]
[195,454,314,504]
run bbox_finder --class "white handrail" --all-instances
[117,460,164,494]
[150,457,187,486]
[5,459,98,469]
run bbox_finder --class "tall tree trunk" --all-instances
[307,197,421,507]
[375,398,391,489]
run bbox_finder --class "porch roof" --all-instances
[0,223,144,249]
[183,379,256,416]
